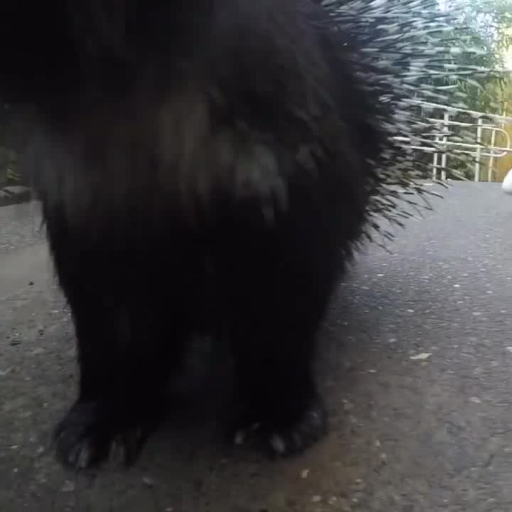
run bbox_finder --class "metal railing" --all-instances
[393,100,512,182]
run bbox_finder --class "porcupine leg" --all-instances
[220,183,345,456]
[46,208,188,470]
[229,284,331,457]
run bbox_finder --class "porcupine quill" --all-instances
[321,0,506,245]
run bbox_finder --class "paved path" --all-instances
[1,183,512,512]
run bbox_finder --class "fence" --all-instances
[393,100,512,182]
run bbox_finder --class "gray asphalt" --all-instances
[1,182,511,512]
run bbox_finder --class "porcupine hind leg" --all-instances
[46,209,189,470]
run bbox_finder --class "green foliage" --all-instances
[441,0,512,113]
[406,0,512,180]
[447,0,512,55]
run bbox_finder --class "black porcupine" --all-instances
[0,0,496,469]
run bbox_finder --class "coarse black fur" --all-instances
[0,0,390,469]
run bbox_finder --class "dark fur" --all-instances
[1,0,388,468]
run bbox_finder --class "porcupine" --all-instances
[0,0,496,469]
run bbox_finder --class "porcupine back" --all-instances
[321,0,503,243]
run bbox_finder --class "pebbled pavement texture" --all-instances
[0,182,511,512]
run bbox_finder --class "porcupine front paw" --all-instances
[232,391,328,457]
[53,400,153,470]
